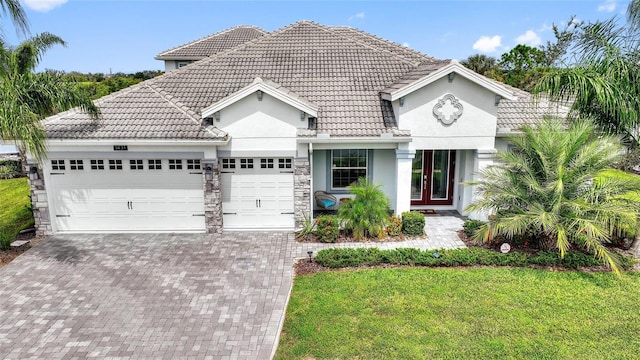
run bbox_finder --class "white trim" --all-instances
[202,77,319,118]
[297,136,412,144]
[44,139,230,146]
[382,61,517,102]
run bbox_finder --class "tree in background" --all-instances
[465,118,639,273]
[534,4,640,148]
[460,54,501,79]
[0,33,99,161]
[0,0,28,36]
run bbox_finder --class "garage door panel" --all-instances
[50,159,205,233]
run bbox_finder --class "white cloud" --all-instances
[515,30,542,46]
[598,0,617,12]
[348,12,365,21]
[22,0,68,12]
[472,35,502,53]
[401,42,410,48]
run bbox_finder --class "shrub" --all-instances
[0,159,22,179]
[387,215,402,237]
[295,214,316,240]
[338,178,390,240]
[314,247,635,271]
[401,211,425,236]
[315,215,340,243]
[463,219,486,238]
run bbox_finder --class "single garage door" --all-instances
[48,158,205,232]
[221,157,294,229]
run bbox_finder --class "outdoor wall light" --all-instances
[307,251,313,263]
[495,95,502,106]
[214,112,220,122]
[29,166,38,180]
[300,111,306,121]
[257,90,263,101]
[399,97,405,107]
[448,72,455,82]
[205,165,213,180]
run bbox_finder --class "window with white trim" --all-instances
[240,158,253,169]
[187,159,201,170]
[90,160,104,170]
[278,158,292,169]
[331,149,367,189]
[169,159,183,170]
[260,158,274,169]
[148,159,162,170]
[130,159,144,170]
[51,160,65,170]
[222,159,235,169]
[69,160,83,170]
[108,159,123,170]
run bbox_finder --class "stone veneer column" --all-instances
[294,158,311,228]
[203,159,223,234]
[25,163,52,236]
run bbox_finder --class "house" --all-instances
[29,21,559,236]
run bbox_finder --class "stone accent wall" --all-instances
[203,159,223,234]
[25,164,52,236]
[294,158,311,228]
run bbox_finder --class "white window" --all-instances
[108,160,123,170]
[90,160,104,170]
[51,160,65,171]
[331,149,367,189]
[187,159,201,170]
[240,158,253,169]
[260,158,274,169]
[222,159,235,169]
[130,159,144,170]
[169,159,183,170]
[148,159,162,170]
[278,158,292,169]
[69,160,83,170]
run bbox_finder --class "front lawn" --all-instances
[276,267,640,359]
[0,177,34,247]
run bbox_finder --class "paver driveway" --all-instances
[0,233,298,359]
[0,217,465,359]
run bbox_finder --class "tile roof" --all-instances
[44,84,227,140]
[155,26,267,60]
[45,21,553,140]
[496,84,571,133]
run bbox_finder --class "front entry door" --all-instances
[411,150,455,206]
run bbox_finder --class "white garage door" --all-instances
[221,158,294,229]
[48,158,205,233]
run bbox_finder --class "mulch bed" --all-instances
[0,230,46,269]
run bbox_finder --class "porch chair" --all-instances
[314,191,337,210]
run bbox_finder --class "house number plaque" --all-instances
[113,145,128,151]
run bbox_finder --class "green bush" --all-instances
[401,211,425,236]
[315,215,340,243]
[387,215,402,237]
[338,178,390,240]
[463,219,486,238]
[314,247,635,271]
[0,159,22,179]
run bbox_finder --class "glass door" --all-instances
[411,150,455,206]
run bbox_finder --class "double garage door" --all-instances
[49,157,206,232]
[48,156,295,233]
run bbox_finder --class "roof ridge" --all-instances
[331,26,438,63]
[145,83,227,138]
[155,25,268,58]
[320,25,422,67]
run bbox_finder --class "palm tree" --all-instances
[0,0,28,36]
[465,118,639,273]
[0,33,99,161]
[460,54,500,79]
[533,7,640,147]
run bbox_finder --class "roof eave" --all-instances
[383,61,517,102]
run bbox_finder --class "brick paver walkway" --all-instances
[0,216,465,359]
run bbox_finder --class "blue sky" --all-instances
[3,0,632,73]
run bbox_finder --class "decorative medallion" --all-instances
[433,94,463,125]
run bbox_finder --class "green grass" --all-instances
[0,177,34,248]
[275,268,640,359]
